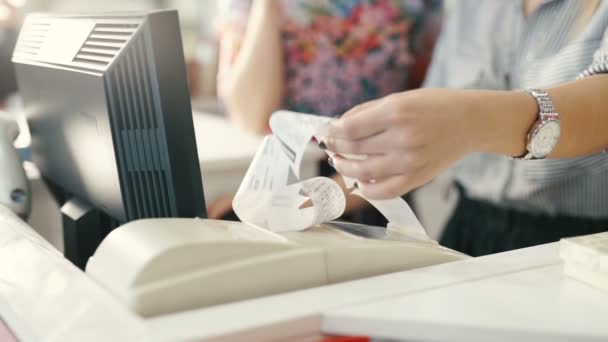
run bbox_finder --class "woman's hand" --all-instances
[206,194,236,219]
[324,88,533,199]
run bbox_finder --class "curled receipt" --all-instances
[233,110,430,240]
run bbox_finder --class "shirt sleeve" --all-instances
[579,28,608,77]
[421,1,456,88]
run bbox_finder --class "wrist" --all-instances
[466,90,537,157]
[457,90,495,155]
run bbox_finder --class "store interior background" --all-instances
[2,0,456,249]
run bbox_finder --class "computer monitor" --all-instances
[12,10,206,265]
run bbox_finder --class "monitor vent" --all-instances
[105,32,177,220]
[74,22,139,67]
[13,20,50,57]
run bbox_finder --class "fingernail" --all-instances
[353,182,358,189]
[318,141,327,150]
[327,157,334,167]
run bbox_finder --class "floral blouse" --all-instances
[219,0,441,117]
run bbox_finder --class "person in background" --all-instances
[211,0,441,220]
[323,0,608,256]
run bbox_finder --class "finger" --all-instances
[340,98,383,118]
[208,204,232,219]
[328,102,393,140]
[325,129,391,155]
[357,175,414,200]
[207,196,234,219]
[331,153,412,182]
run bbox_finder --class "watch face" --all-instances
[531,120,560,158]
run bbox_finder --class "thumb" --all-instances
[340,98,383,119]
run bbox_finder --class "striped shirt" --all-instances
[424,0,608,218]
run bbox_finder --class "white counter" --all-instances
[145,242,560,341]
[5,105,608,341]
[323,245,608,342]
[5,199,599,342]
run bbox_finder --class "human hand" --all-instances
[206,194,236,219]
[324,88,487,199]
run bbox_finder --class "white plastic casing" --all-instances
[86,219,466,317]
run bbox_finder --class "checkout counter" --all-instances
[2,203,608,341]
[1,112,608,342]
[2,10,608,340]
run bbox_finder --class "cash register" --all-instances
[8,9,467,319]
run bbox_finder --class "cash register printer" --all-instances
[10,9,467,318]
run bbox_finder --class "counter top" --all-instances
[323,244,608,342]
[3,195,605,341]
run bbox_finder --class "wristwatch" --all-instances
[519,88,561,159]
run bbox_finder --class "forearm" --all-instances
[547,75,608,157]
[464,74,608,158]
[322,75,608,199]
[220,0,285,135]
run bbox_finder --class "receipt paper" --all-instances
[233,110,429,240]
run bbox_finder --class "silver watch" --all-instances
[520,88,561,160]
